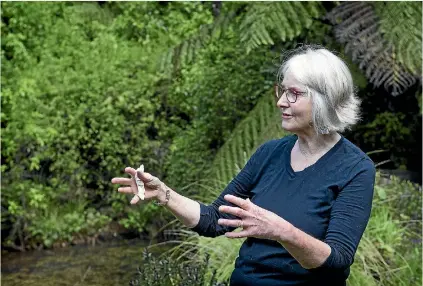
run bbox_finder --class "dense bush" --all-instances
[1,2,421,251]
[163,35,276,189]
[1,1,213,249]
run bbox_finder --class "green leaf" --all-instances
[375,185,387,200]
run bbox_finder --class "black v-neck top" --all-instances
[192,135,376,285]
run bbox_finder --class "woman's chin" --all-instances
[281,122,296,132]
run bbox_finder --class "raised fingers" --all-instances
[124,166,161,186]
[218,205,248,218]
[225,230,249,239]
[130,195,140,205]
[224,195,251,210]
[118,187,133,194]
[124,167,137,177]
[136,171,162,188]
[218,219,244,228]
[111,178,132,185]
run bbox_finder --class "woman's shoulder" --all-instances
[260,134,296,151]
[339,137,373,163]
[250,135,295,160]
[249,135,295,163]
[336,136,376,179]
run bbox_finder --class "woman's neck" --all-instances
[296,132,341,158]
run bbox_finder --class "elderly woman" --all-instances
[112,46,376,286]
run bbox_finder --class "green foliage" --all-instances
[165,228,244,284]
[156,2,234,72]
[361,112,413,168]
[163,31,276,190]
[111,1,214,73]
[239,2,324,53]
[348,174,422,286]
[210,89,288,186]
[160,1,419,96]
[326,1,421,96]
[1,2,215,249]
[373,2,422,75]
[2,180,111,249]
[2,2,153,247]
[364,112,411,145]
[120,203,160,233]
[160,2,324,69]
[1,1,420,253]
[130,249,227,286]
[28,206,111,248]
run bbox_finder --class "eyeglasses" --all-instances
[274,84,308,103]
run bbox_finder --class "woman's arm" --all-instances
[276,222,331,269]
[112,164,256,236]
[159,187,201,228]
[112,168,202,228]
[161,182,251,235]
[276,159,376,269]
[112,142,271,237]
[169,142,271,237]
[218,158,375,270]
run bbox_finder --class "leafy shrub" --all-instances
[2,1,421,253]
[1,2,213,249]
[163,31,276,190]
[129,249,227,286]
[348,173,421,286]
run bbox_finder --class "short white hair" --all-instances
[277,45,361,134]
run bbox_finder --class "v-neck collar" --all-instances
[285,135,344,178]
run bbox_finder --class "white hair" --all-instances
[277,45,361,134]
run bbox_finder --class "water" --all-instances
[1,239,167,286]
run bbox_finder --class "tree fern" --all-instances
[158,3,244,73]
[159,2,323,72]
[326,1,421,96]
[373,2,422,75]
[209,89,288,186]
[239,2,324,53]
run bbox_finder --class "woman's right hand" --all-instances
[111,166,167,205]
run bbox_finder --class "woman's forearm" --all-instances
[277,222,331,269]
[160,187,332,266]
[160,187,201,228]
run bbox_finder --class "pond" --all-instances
[1,239,167,286]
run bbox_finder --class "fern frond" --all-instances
[239,2,324,54]
[373,1,422,75]
[208,90,288,186]
[158,8,240,73]
[291,2,313,27]
[158,2,323,73]
[326,2,420,96]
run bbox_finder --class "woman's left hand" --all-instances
[218,194,292,241]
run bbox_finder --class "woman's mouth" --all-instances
[282,113,293,119]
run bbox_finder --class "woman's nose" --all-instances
[276,95,289,108]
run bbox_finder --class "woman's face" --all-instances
[277,70,313,134]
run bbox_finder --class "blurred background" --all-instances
[1,1,422,286]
